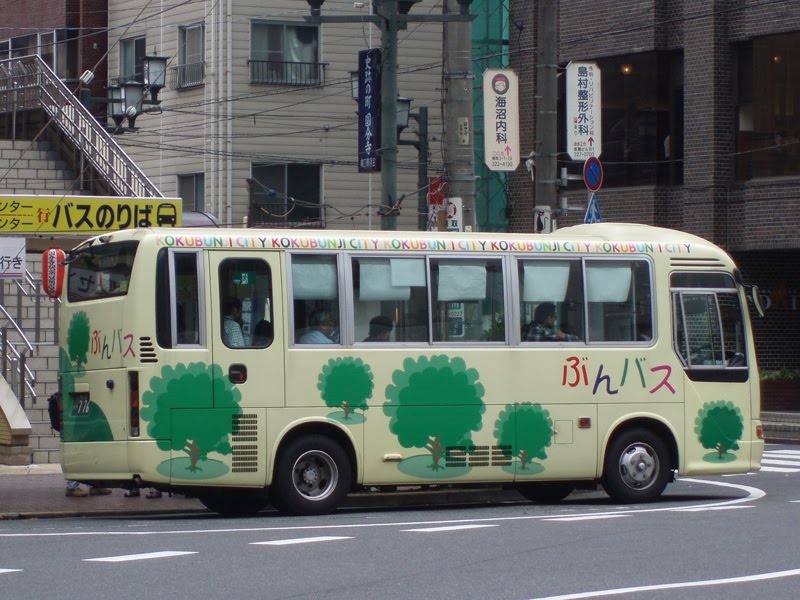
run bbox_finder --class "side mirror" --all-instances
[749,285,765,318]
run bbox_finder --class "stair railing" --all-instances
[0,55,163,199]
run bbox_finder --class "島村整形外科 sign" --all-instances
[0,195,182,234]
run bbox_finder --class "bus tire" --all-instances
[272,435,351,515]
[198,489,269,516]
[602,428,670,503]
[517,482,574,504]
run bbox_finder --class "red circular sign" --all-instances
[583,156,603,191]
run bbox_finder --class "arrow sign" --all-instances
[584,192,603,224]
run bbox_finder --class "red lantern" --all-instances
[43,247,66,299]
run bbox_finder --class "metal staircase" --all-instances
[0,54,163,198]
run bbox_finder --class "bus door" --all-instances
[671,273,755,471]
[207,252,285,484]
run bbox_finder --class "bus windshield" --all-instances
[67,241,139,302]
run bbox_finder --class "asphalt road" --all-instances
[2,443,799,600]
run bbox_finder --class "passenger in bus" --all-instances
[222,297,246,347]
[527,302,578,342]
[298,310,336,344]
[253,319,273,346]
[363,315,393,342]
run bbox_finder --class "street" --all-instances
[1,444,799,600]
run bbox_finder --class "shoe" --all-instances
[89,487,112,496]
[65,487,88,497]
[124,489,140,498]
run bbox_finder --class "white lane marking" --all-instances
[763,452,800,459]
[761,458,800,467]
[85,550,197,563]
[673,505,751,512]
[402,524,497,533]
[759,466,800,473]
[542,514,628,522]
[526,568,800,600]
[0,478,765,539]
[0,568,22,574]
[251,536,352,546]
[765,449,800,455]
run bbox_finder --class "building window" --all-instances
[0,40,8,60]
[55,29,79,79]
[249,163,322,227]
[250,21,321,85]
[121,36,146,83]
[178,173,205,213]
[736,34,800,180]
[173,24,205,89]
[558,51,684,187]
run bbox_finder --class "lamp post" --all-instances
[78,55,168,133]
[306,0,473,230]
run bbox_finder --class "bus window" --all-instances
[218,258,272,349]
[352,256,428,343]
[291,254,340,344]
[155,249,205,348]
[519,259,583,342]
[67,240,138,302]
[586,259,652,342]
[671,272,747,374]
[430,258,505,342]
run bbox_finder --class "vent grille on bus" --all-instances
[138,337,158,363]
[670,257,726,268]
[231,413,259,473]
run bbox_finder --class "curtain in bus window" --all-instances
[586,263,632,302]
[359,258,411,301]
[522,261,570,302]
[291,255,337,299]
[437,260,487,301]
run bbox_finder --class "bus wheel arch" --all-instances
[271,423,356,515]
[601,419,677,503]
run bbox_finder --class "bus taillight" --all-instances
[129,371,140,437]
[756,424,764,440]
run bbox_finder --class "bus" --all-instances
[54,223,764,515]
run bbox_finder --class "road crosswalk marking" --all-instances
[760,450,800,473]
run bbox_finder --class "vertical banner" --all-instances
[483,69,520,171]
[566,62,602,160]
[358,48,382,173]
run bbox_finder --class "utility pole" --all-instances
[305,0,474,231]
[534,0,558,221]
[444,0,476,231]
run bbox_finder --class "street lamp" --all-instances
[144,55,168,103]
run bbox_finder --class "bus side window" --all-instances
[352,256,428,343]
[291,254,340,345]
[585,259,652,342]
[430,258,505,342]
[519,259,583,342]
[156,249,204,348]
[218,258,272,349]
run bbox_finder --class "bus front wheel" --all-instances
[272,435,351,515]
[602,428,670,503]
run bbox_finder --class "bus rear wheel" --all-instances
[272,435,351,515]
[198,489,269,516]
[517,482,575,504]
[602,428,670,503]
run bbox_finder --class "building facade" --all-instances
[104,0,446,231]
[508,0,800,372]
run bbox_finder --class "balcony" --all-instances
[248,196,325,229]
[248,60,326,86]
[169,62,205,90]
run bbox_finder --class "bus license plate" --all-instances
[71,392,91,416]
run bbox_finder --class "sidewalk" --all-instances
[0,464,524,520]
[0,465,205,520]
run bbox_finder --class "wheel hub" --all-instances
[620,444,656,487]
[301,464,320,486]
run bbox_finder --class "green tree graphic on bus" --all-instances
[494,402,553,473]
[695,400,743,462]
[141,362,242,478]
[384,355,485,476]
[318,357,374,423]
[67,311,90,368]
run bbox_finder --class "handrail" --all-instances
[0,55,163,199]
